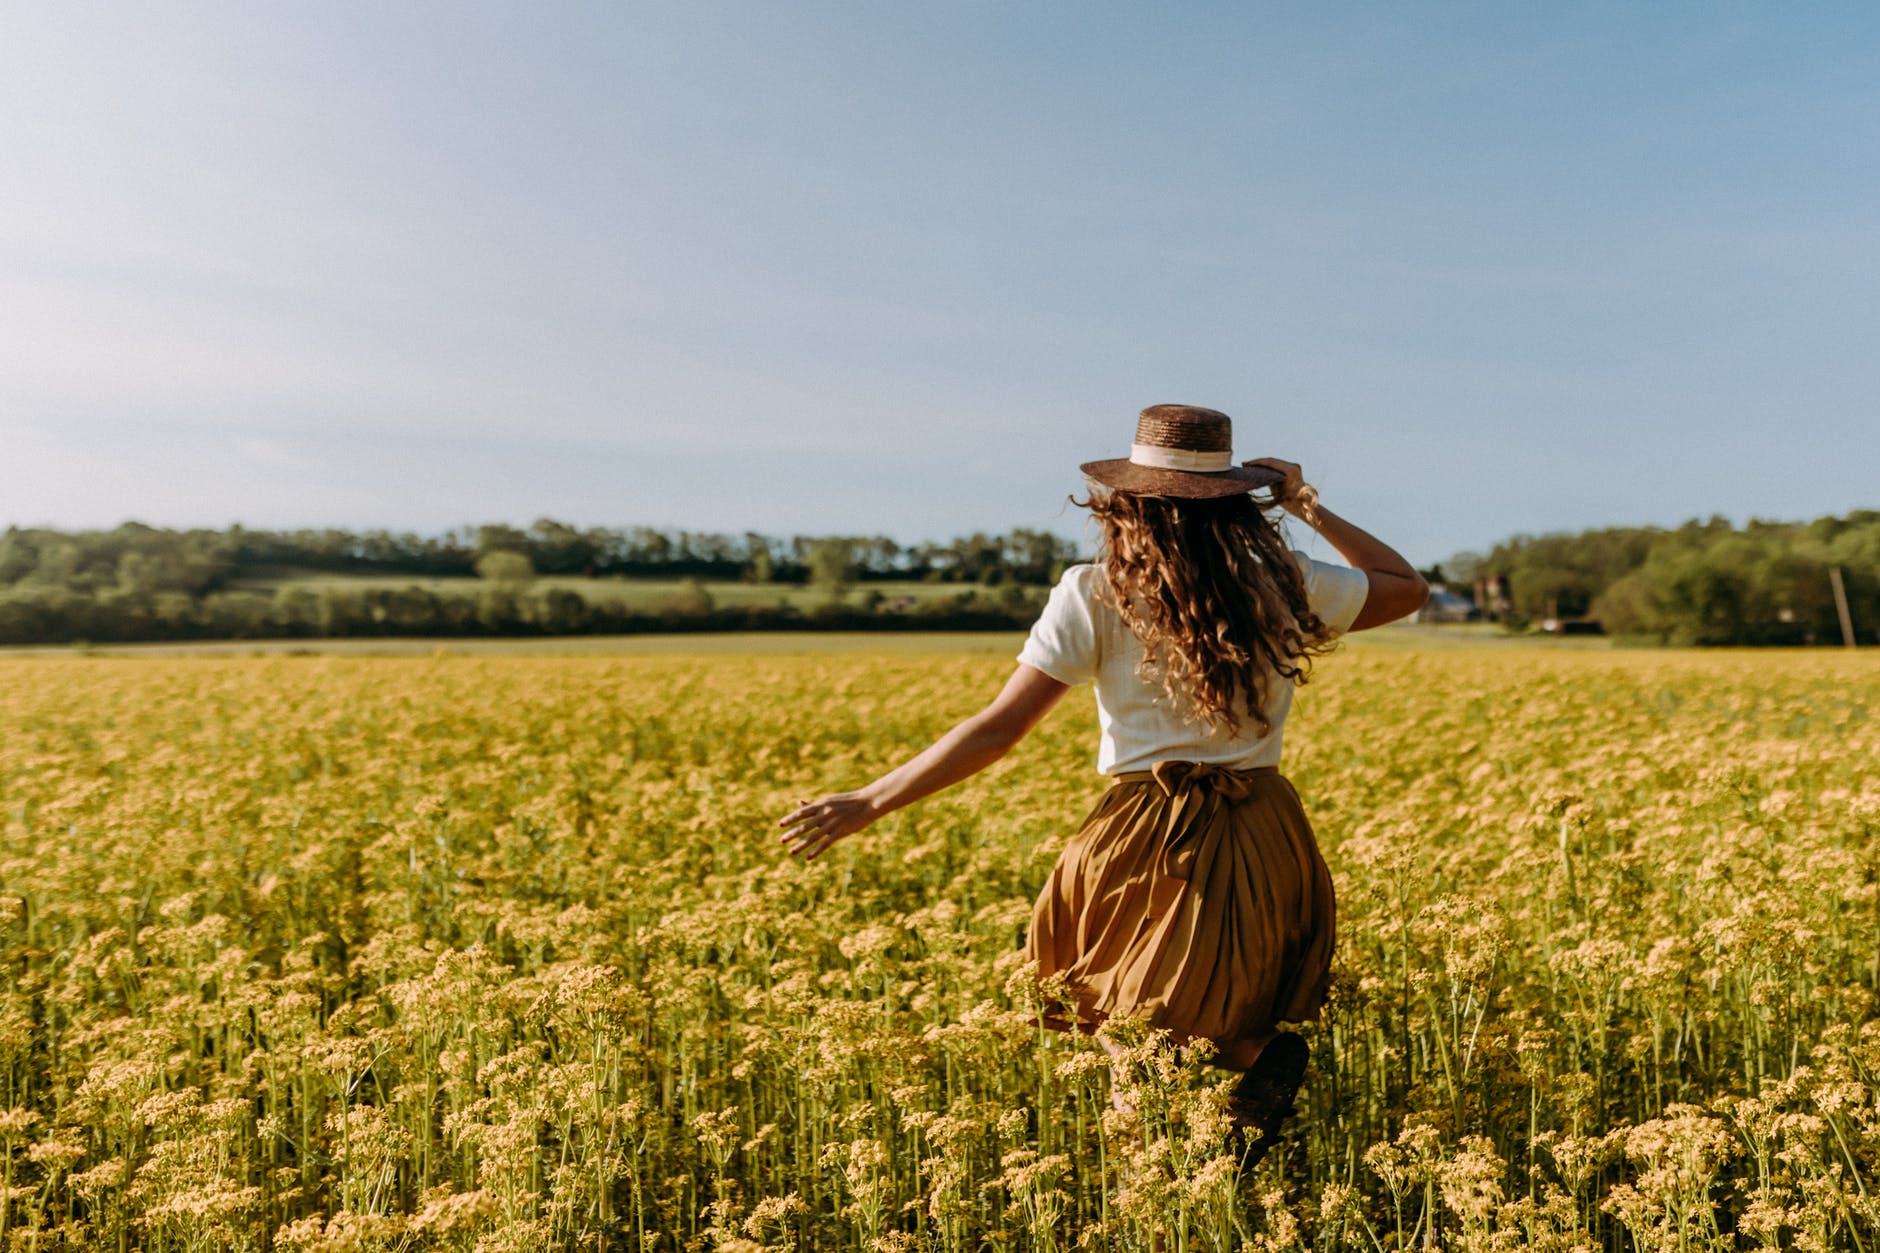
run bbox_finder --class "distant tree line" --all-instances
[1458,510,1880,645]
[215,520,1081,585]
[3,511,1874,647]
[0,521,1075,645]
[0,580,1045,646]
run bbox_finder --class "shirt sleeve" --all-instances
[1017,564,1100,686]
[1292,550,1370,637]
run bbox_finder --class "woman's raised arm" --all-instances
[777,662,1071,860]
[1246,458,1429,630]
[1297,503,1428,629]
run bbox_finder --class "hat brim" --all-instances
[1079,458,1283,500]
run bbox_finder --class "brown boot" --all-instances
[1227,1032,1308,1167]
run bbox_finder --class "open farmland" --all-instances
[1,643,1878,1251]
[224,571,1008,613]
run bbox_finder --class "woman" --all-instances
[777,404,1427,1158]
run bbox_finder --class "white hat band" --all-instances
[1129,443,1233,472]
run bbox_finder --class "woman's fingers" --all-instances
[781,823,843,859]
[792,829,840,860]
[778,817,823,855]
[1246,457,1303,488]
[1245,457,1310,511]
[777,802,825,842]
[779,798,837,836]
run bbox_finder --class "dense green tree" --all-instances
[805,540,856,600]
[475,524,530,558]
[659,578,715,619]
[474,550,535,584]
[527,519,601,574]
[541,587,592,633]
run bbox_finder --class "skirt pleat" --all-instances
[1025,761,1335,1046]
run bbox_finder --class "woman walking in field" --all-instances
[778,404,1427,1158]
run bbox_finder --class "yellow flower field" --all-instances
[1,643,1878,1252]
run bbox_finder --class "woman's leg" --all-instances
[1223,1031,1310,1158]
[1098,1034,1135,1114]
[1100,1025,1294,1118]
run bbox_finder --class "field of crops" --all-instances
[224,572,992,613]
[1,642,1878,1252]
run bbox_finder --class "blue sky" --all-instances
[3,3,1877,566]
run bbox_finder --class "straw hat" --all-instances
[1080,404,1283,499]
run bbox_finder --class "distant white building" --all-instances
[1410,585,1478,624]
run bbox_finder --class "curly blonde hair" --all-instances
[1080,486,1337,737]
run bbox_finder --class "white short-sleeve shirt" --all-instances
[1016,552,1368,774]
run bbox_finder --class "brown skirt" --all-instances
[1025,760,1335,1046]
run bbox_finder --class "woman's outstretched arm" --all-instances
[777,662,1070,860]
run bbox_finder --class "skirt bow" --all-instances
[1137,760,1272,881]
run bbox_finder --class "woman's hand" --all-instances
[1245,457,1320,524]
[778,791,881,860]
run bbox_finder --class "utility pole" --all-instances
[1829,566,1857,649]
